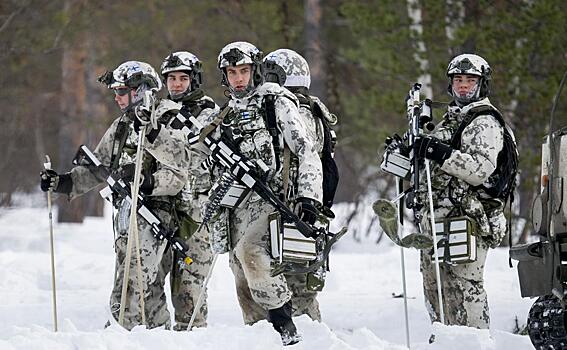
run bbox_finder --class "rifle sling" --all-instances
[199,105,231,144]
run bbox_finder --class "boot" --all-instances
[268,301,302,346]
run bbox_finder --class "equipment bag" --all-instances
[432,216,478,264]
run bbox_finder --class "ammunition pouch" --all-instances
[175,211,199,242]
[269,211,327,291]
[432,216,478,264]
[209,173,251,210]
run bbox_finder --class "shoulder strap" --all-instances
[264,94,281,171]
[110,118,130,170]
[450,104,505,149]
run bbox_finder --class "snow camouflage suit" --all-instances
[216,82,323,323]
[419,97,509,329]
[168,92,220,330]
[231,93,333,323]
[66,99,189,330]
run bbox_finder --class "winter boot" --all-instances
[268,301,302,346]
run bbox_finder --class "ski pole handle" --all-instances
[44,155,52,171]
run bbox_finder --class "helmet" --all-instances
[160,51,203,95]
[217,41,264,98]
[446,54,491,104]
[98,61,162,111]
[263,49,311,90]
[99,61,162,91]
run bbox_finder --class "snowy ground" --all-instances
[0,201,535,349]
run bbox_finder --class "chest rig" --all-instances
[220,96,280,181]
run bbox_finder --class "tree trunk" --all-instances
[407,0,433,97]
[82,28,105,218]
[304,0,325,99]
[461,0,480,52]
[57,0,94,222]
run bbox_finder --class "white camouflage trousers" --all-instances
[420,237,491,328]
[231,262,321,324]
[110,206,172,330]
[229,198,292,320]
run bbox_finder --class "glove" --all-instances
[40,169,59,192]
[295,197,320,226]
[413,136,453,165]
[133,90,161,141]
[40,170,72,194]
[118,163,155,195]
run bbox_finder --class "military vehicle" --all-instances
[510,72,567,349]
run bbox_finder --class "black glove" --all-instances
[40,169,58,192]
[118,163,155,195]
[413,136,453,165]
[295,197,320,225]
[40,169,72,194]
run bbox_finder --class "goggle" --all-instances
[223,48,245,66]
[113,88,130,96]
[164,55,184,69]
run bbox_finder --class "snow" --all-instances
[0,201,535,349]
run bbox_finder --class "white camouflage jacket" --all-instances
[67,99,189,201]
[224,82,323,203]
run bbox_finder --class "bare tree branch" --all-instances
[0,3,28,35]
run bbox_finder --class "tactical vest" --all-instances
[109,101,180,204]
[426,101,513,244]
[220,98,279,181]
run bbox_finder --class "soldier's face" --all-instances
[226,64,252,91]
[114,87,136,111]
[452,74,480,97]
[167,71,191,95]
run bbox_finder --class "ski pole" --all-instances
[187,254,218,331]
[424,160,445,324]
[118,124,148,327]
[396,178,411,348]
[44,155,58,332]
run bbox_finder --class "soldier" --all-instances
[413,54,513,328]
[213,41,323,345]
[39,61,189,330]
[226,48,339,324]
[159,51,219,330]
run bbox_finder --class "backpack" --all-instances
[291,94,340,210]
[450,104,518,202]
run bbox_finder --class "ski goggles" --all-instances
[113,87,131,96]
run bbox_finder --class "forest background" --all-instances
[1,0,566,244]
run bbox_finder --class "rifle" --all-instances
[381,83,439,232]
[170,107,347,276]
[72,145,192,267]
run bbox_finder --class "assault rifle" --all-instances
[72,145,192,267]
[381,83,437,232]
[170,107,347,276]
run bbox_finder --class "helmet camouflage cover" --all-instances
[99,61,162,91]
[264,48,311,89]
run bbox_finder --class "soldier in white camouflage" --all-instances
[229,48,341,325]
[40,61,189,330]
[212,41,323,345]
[413,54,513,328]
[159,51,219,330]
